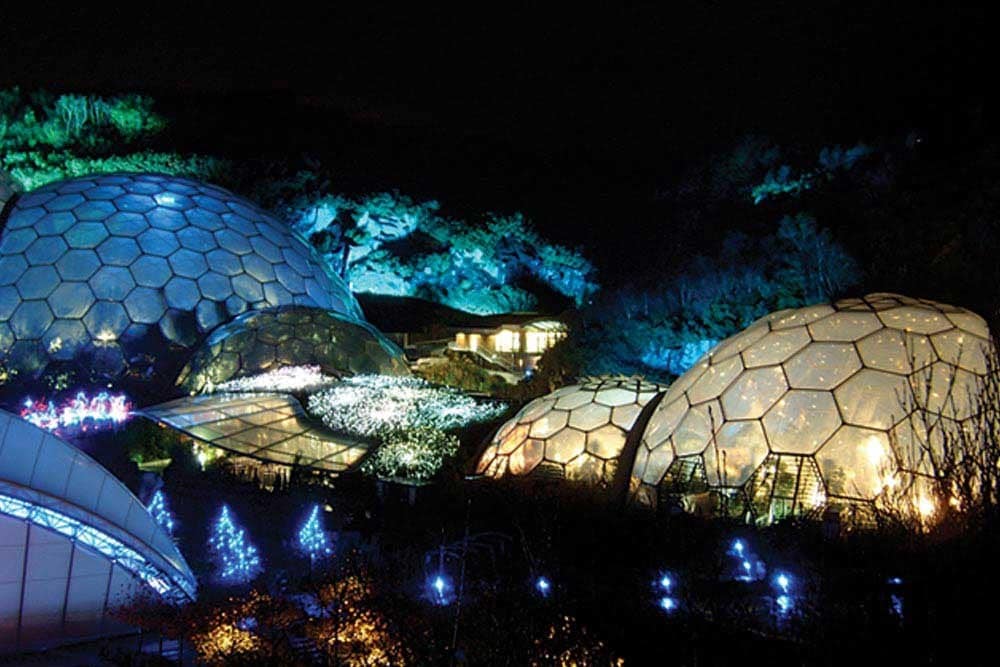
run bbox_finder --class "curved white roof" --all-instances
[0,409,196,601]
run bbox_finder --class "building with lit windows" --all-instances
[0,409,196,653]
[452,317,566,372]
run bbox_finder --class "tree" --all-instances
[147,489,176,536]
[298,504,333,565]
[208,505,262,584]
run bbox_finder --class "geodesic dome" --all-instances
[0,409,196,653]
[0,173,362,392]
[177,305,410,394]
[629,293,993,524]
[476,376,667,484]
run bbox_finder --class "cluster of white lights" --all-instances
[20,391,131,434]
[361,427,460,483]
[0,492,192,601]
[308,375,505,438]
[212,365,339,395]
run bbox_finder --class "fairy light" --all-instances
[147,489,176,536]
[208,505,262,584]
[297,504,333,564]
[21,391,132,434]
[213,365,338,395]
[307,375,505,438]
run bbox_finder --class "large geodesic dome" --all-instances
[476,376,667,484]
[629,293,993,524]
[0,409,196,653]
[0,173,362,392]
[177,305,410,394]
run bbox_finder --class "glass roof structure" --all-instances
[476,376,666,484]
[0,409,196,653]
[142,393,371,473]
[177,305,410,394]
[0,173,362,391]
[629,293,993,524]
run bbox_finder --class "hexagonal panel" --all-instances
[545,428,586,463]
[672,400,721,456]
[686,355,743,404]
[808,310,882,341]
[817,426,893,500]
[784,342,861,389]
[595,386,638,407]
[48,282,95,319]
[706,420,769,486]
[835,368,911,431]
[763,390,840,454]
[930,328,990,375]
[878,306,952,335]
[568,401,611,431]
[586,424,626,459]
[741,327,811,367]
[529,410,569,439]
[720,366,787,419]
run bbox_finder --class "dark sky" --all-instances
[2,2,991,271]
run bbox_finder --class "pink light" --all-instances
[21,391,132,434]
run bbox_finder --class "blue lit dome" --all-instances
[0,408,196,652]
[0,173,362,393]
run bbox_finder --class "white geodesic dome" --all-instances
[629,293,993,524]
[476,376,667,484]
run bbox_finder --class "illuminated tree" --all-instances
[147,489,176,536]
[297,504,332,565]
[208,505,262,584]
[305,572,411,666]
[531,615,622,666]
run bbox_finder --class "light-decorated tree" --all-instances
[297,504,332,565]
[209,505,262,584]
[147,489,176,536]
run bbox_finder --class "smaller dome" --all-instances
[476,376,666,485]
[177,305,410,393]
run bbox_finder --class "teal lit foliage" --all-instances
[284,193,598,315]
[208,505,262,585]
[566,133,876,379]
[361,426,459,483]
[147,489,176,537]
[297,505,332,564]
[578,215,860,378]
[0,88,232,190]
[3,88,596,317]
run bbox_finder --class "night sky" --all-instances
[2,2,991,277]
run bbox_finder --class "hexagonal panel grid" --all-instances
[0,173,364,391]
[476,376,667,485]
[629,293,994,527]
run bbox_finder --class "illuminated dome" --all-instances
[0,173,361,391]
[629,293,993,524]
[0,409,196,652]
[177,305,410,393]
[476,376,667,484]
